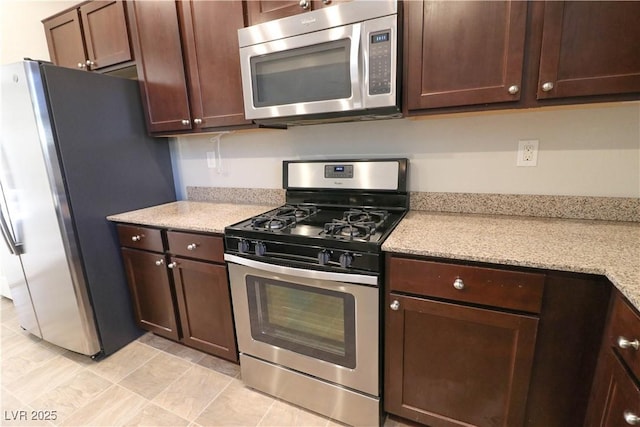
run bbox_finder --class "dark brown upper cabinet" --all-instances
[246,0,349,26]
[405,1,640,116]
[43,1,133,73]
[405,1,527,110]
[537,1,640,99]
[127,0,251,134]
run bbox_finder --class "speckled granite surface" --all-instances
[410,192,640,222]
[382,211,640,310]
[107,201,274,234]
[187,186,285,206]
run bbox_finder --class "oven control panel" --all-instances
[324,164,354,179]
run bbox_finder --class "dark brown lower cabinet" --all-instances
[121,247,179,341]
[171,256,237,361]
[385,294,538,426]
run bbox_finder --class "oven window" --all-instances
[246,275,356,368]
[250,39,351,107]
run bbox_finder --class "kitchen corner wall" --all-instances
[172,102,640,200]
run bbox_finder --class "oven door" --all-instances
[226,256,379,396]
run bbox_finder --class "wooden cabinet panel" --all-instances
[121,248,179,340]
[246,1,307,26]
[127,0,192,133]
[388,257,545,313]
[171,257,238,361]
[79,0,132,70]
[117,224,164,252]
[166,231,224,263]
[605,293,640,381]
[405,0,527,110]
[537,1,640,99]
[178,1,251,129]
[43,9,86,70]
[385,294,538,427]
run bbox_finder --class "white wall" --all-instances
[1,0,77,64]
[173,102,640,199]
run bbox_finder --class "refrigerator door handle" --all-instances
[0,210,22,255]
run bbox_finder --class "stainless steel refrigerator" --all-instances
[0,60,176,358]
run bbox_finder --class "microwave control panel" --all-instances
[369,30,392,95]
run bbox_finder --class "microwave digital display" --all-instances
[371,32,390,44]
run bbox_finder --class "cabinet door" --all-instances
[43,9,86,70]
[171,257,238,362]
[179,1,251,129]
[385,294,538,427]
[121,248,180,340]
[79,0,132,71]
[585,350,640,427]
[127,0,192,133]
[246,1,308,26]
[405,1,527,110]
[537,1,640,99]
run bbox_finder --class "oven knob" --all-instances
[318,250,330,265]
[255,242,266,256]
[339,253,353,268]
[238,239,250,254]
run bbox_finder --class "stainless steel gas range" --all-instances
[224,159,408,426]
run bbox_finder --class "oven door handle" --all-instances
[224,254,378,286]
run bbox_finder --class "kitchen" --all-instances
[1,1,639,427]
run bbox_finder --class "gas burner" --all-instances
[251,214,296,231]
[323,220,376,241]
[276,204,318,219]
[343,209,389,228]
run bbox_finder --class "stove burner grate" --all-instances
[249,204,318,232]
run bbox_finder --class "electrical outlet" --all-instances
[517,140,539,167]
[206,151,217,168]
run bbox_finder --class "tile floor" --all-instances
[1,297,413,427]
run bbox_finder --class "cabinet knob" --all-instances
[508,85,519,95]
[542,82,554,92]
[390,300,400,311]
[167,262,177,269]
[85,59,95,67]
[77,63,86,69]
[624,411,640,425]
[618,336,640,351]
[181,119,190,126]
[299,0,310,9]
[323,0,332,4]
[193,118,202,125]
[131,235,142,242]
[155,259,164,266]
[186,243,198,251]
[453,278,465,290]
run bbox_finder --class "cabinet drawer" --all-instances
[388,257,545,313]
[117,224,164,252]
[167,231,224,263]
[608,293,640,380]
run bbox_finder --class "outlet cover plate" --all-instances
[517,140,539,167]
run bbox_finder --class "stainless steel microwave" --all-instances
[238,0,400,126]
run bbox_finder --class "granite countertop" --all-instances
[107,201,274,234]
[382,211,640,310]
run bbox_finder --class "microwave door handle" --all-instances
[350,23,363,108]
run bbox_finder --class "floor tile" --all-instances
[259,400,329,427]
[60,384,147,426]
[152,365,233,422]
[118,351,192,400]
[6,355,83,404]
[123,402,190,427]
[88,341,158,383]
[195,379,275,427]
[137,332,174,351]
[161,341,206,364]
[29,370,112,424]
[196,354,240,378]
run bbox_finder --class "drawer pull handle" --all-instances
[187,243,198,251]
[131,235,142,242]
[167,262,177,269]
[390,300,400,311]
[624,411,640,425]
[453,278,465,290]
[155,259,164,266]
[618,336,640,351]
